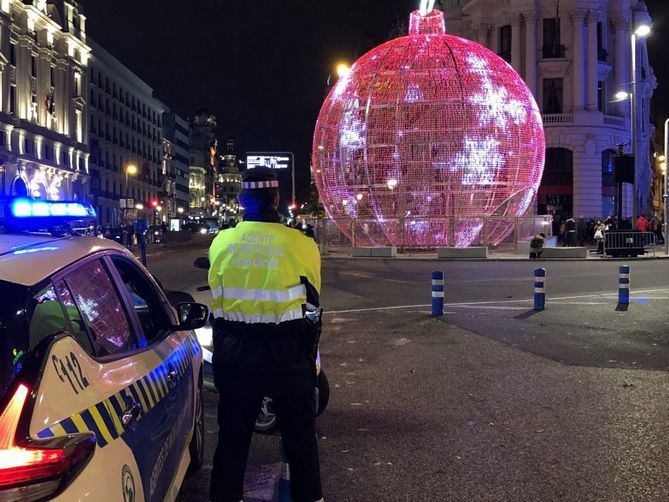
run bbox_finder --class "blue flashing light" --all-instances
[9,198,96,220]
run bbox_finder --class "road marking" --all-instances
[327,287,669,314]
[339,271,422,284]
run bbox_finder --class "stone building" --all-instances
[0,0,90,203]
[188,109,217,215]
[87,39,164,226]
[440,0,656,221]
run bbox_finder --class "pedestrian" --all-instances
[127,225,135,249]
[594,220,606,254]
[529,232,545,259]
[558,220,566,246]
[160,222,168,243]
[564,217,577,246]
[636,214,649,232]
[208,167,324,502]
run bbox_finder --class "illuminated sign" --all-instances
[246,153,292,170]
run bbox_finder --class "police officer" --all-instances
[208,167,324,502]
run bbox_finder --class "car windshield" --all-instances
[0,280,30,400]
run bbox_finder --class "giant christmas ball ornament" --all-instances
[312,8,545,248]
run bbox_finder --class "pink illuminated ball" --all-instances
[312,9,545,247]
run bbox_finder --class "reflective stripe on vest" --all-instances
[212,308,304,324]
[211,284,306,303]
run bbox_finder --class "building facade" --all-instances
[215,138,242,220]
[188,109,217,215]
[0,0,90,204]
[161,109,189,221]
[441,0,656,221]
[88,38,164,226]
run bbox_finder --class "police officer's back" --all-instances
[208,167,323,502]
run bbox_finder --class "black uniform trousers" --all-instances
[209,318,323,502]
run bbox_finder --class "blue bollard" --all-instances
[432,271,444,316]
[618,265,630,304]
[534,268,546,311]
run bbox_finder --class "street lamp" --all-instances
[663,119,669,255]
[336,62,351,79]
[125,163,138,196]
[630,15,651,222]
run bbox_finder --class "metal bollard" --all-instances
[278,440,291,502]
[431,271,444,316]
[534,268,546,311]
[618,265,630,304]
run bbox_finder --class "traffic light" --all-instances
[150,199,159,208]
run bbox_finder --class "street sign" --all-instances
[246,153,292,170]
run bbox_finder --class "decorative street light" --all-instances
[125,163,138,196]
[630,13,651,221]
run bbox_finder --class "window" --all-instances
[542,18,564,58]
[74,72,81,96]
[543,78,563,114]
[31,56,37,77]
[50,66,55,86]
[27,285,69,348]
[9,43,16,66]
[53,280,93,353]
[9,85,15,115]
[498,25,512,63]
[597,81,606,113]
[597,22,606,61]
[111,257,171,342]
[65,259,137,356]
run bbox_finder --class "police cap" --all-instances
[241,167,279,191]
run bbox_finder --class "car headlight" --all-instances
[200,228,207,234]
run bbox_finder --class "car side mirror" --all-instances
[193,257,210,270]
[176,302,209,330]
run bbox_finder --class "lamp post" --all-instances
[664,118,669,255]
[124,163,138,225]
[125,163,138,196]
[630,19,651,222]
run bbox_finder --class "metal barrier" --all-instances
[302,215,553,252]
[603,231,656,257]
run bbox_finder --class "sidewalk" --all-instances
[321,247,669,261]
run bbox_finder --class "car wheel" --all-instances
[316,370,329,416]
[187,384,205,474]
[254,397,277,433]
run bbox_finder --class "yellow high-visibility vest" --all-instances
[208,221,321,324]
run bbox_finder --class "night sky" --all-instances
[86,0,668,201]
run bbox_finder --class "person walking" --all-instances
[594,220,607,254]
[565,217,577,246]
[208,167,324,502]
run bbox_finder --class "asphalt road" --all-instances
[145,242,669,501]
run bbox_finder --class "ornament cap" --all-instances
[409,8,446,35]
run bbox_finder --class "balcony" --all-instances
[542,113,573,125]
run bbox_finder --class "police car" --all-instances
[0,198,207,502]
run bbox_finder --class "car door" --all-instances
[27,257,152,502]
[106,255,196,501]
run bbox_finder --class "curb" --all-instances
[321,253,669,262]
